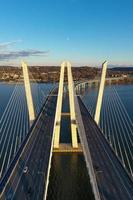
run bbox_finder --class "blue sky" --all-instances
[0,0,133,66]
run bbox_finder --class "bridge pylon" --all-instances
[94,61,107,125]
[22,61,35,126]
[67,61,78,148]
[53,61,78,149]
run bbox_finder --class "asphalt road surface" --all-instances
[78,97,133,200]
[0,94,57,200]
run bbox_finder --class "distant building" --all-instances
[122,74,128,78]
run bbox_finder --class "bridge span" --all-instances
[1,91,133,200]
[75,96,133,200]
[0,61,133,200]
[0,90,57,200]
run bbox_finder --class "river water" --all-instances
[0,82,132,200]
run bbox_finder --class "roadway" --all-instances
[78,97,133,200]
[0,93,57,200]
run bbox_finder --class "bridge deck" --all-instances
[77,97,133,200]
[0,94,57,200]
[53,143,82,153]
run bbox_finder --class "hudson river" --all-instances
[0,83,132,200]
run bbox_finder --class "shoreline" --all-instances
[0,77,133,85]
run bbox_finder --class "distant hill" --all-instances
[0,65,133,82]
[110,67,133,72]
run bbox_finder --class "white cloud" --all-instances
[0,40,22,50]
[0,49,49,61]
[0,40,49,61]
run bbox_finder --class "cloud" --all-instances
[0,40,22,49]
[0,40,49,62]
[0,49,49,61]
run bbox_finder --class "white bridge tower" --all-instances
[53,61,78,149]
[94,61,107,125]
[22,61,35,126]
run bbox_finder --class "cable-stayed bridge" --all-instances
[0,61,133,200]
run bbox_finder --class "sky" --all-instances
[0,0,133,66]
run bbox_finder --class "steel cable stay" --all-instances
[104,94,113,146]
[110,89,133,175]
[112,88,133,159]
[84,96,92,114]
[113,87,133,139]
[25,106,30,135]
[83,84,133,175]
[30,83,38,114]
[35,88,43,113]
[107,91,121,158]
[100,100,104,133]
[29,71,48,114]
[88,95,94,115]
[28,71,40,114]
[90,88,97,117]
[0,84,17,124]
[34,85,43,113]
[90,88,97,110]
[12,86,28,155]
[0,89,21,178]
[0,85,21,147]
[0,67,55,179]
[87,88,96,117]
[103,90,114,147]
[20,86,29,143]
[90,116,133,198]
[85,93,94,115]
[17,86,27,146]
[108,89,130,170]
[103,94,107,136]
[112,89,133,154]
[101,86,133,175]
[12,86,25,158]
[0,85,20,129]
[90,93,96,116]
[6,90,23,170]
[0,85,19,140]
[0,86,19,159]
[114,87,133,128]
[1,105,19,174]
[0,86,20,152]
[102,94,108,140]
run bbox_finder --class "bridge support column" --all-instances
[22,61,35,126]
[53,61,78,149]
[67,61,78,148]
[53,62,65,148]
[94,61,107,125]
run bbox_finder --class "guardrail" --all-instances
[74,94,101,200]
